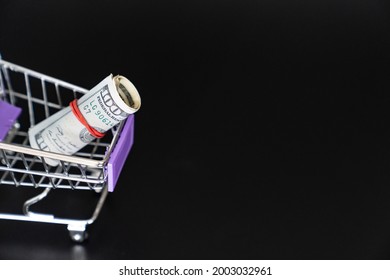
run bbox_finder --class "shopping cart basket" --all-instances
[0,55,135,242]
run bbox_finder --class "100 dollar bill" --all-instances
[28,74,141,166]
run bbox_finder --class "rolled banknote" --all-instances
[28,74,141,166]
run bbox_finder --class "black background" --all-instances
[0,0,390,259]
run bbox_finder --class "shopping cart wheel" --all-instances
[69,229,88,243]
[68,224,88,243]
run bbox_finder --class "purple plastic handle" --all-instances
[107,115,135,192]
[0,100,22,141]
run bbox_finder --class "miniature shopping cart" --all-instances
[0,55,135,242]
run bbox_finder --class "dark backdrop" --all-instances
[0,0,390,259]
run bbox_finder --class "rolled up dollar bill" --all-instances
[28,74,141,166]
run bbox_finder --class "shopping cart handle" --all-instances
[107,115,135,192]
[0,101,21,141]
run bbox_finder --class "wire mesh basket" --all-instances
[0,55,135,242]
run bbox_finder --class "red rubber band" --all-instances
[70,99,105,138]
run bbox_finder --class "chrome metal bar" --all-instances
[41,158,57,189]
[41,79,50,118]
[19,152,38,187]
[0,63,5,99]
[54,83,62,107]
[0,150,18,186]
[23,188,52,216]
[0,180,103,190]
[0,63,15,104]
[0,165,105,184]
[4,89,63,109]
[24,73,35,126]
[0,142,104,167]
[0,184,108,227]
[0,60,88,94]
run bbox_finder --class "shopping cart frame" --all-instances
[0,56,135,242]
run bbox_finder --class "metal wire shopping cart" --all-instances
[0,55,135,242]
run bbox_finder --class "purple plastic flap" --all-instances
[0,100,22,141]
[107,115,135,192]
